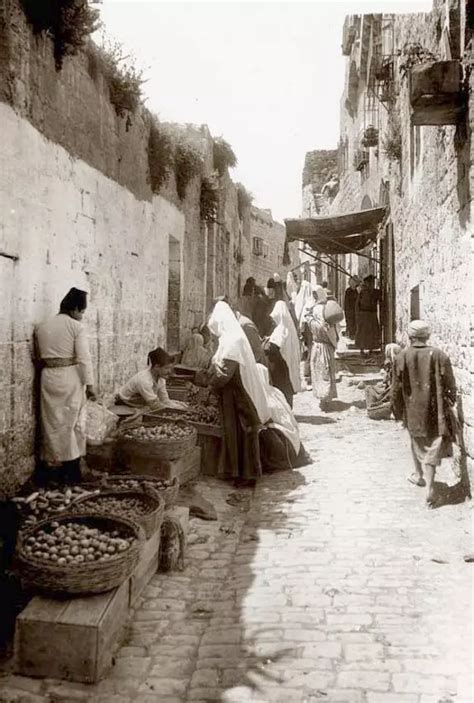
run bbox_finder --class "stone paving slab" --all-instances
[0,379,472,702]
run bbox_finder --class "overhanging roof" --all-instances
[285,207,386,255]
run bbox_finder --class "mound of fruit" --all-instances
[158,406,220,427]
[108,477,175,492]
[21,520,133,566]
[14,486,99,527]
[121,423,193,441]
[77,493,155,519]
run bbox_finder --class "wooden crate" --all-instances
[15,528,160,684]
[120,445,201,485]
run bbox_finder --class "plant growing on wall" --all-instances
[200,177,220,224]
[213,137,238,176]
[382,116,402,162]
[399,43,438,79]
[98,36,145,118]
[148,119,175,194]
[175,141,203,200]
[236,183,253,220]
[21,0,100,69]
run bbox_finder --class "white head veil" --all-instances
[286,272,298,303]
[257,364,301,453]
[208,302,270,424]
[269,301,302,394]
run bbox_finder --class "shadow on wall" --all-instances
[454,95,471,228]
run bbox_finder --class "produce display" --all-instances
[108,477,176,492]
[158,406,220,426]
[14,486,99,527]
[77,493,155,519]
[121,423,194,441]
[21,520,133,565]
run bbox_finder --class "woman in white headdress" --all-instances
[194,301,270,486]
[307,288,338,409]
[286,272,298,304]
[265,300,301,407]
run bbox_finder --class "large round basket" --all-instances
[16,512,142,597]
[72,489,165,539]
[105,475,179,508]
[118,419,197,461]
[367,401,392,421]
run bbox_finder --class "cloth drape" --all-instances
[208,301,270,424]
[294,281,313,325]
[269,301,301,394]
[257,364,301,453]
[286,272,298,303]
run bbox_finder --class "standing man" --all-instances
[355,274,381,355]
[344,276,359,339]
[391,320,457,508]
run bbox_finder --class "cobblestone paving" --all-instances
[1,379,472,703]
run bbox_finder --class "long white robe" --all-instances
[35,314,93,463]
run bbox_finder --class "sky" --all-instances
[98,1,432,222]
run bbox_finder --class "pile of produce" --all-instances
[158,406,220,426]
[108,477,175,492]
[121,423,194,441]
[21,520,133,565]
[14,486,99,527]
[77,493,155,520]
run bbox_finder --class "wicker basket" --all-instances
[72,489,165,539]
[104,475,179,508]
[367,401,392,421]
[16,512,142,597]
[118,419,197,461]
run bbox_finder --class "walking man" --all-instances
[391,320,457,508]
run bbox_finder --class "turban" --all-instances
[408,320,431,339]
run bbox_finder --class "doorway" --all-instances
[166,236,181,353]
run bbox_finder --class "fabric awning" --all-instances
[284,207,386,256]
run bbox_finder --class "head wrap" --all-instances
[269,301,301,394]
[208,301,270,424]
[148,347,172,367]
[181,333,211,369]
[408,320,431,340]
[59,287,88,314]
[385,343,402,363]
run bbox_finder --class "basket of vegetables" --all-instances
[104,475,180,508]
[72,489,165,539]
[14,485,101,529]
[16,513,142,597]
[118,419,197,461]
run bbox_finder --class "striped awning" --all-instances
[284,207,386,256]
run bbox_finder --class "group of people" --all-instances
[34,282,459,509]
[344,274,381,355]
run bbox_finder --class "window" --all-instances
[410,285,420,320]
[252,237,264,256]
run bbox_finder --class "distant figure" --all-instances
[253,285,274,338]
[233,301,267,366]
[355,274,381,355]
[391,321,457,508]
[307,288,338,410]
[321,173,340,199]
[265,300,301,407]
[181,332,212,369]
[242,277,256,296]
[286,272,298,303]
[344,276,359,339]
[322,281,328,289]
[366,343,401,417]
[239,277,257,319]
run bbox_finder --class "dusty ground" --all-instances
[0,376,472,703]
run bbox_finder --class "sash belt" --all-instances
[42,358,77,368]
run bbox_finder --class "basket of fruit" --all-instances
[72,489,165,539]
[104,475,180,508]
[14,485,102,529]
[16,513,142,597]
[118,419,197,461]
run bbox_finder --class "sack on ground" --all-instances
[84,401,118,446]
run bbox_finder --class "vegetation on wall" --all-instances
[213,137,237,175]
[96,36,145,118]
[399,43,438,78]
[236,183,254,220]
[20,0,100,69]
[175,141,203,200]
[200,177,220,224]
[148,119,175,194]
[382,116,402,162]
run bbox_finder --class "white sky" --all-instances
[98,0,432,222]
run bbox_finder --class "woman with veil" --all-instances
[264,300,301,407]
[194,301,271,487]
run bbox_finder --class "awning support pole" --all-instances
[297,248,352,277]
[312,233,381,263]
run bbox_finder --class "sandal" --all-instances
[408,474,426,487]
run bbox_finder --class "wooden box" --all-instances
[120,445,201,485]
[15,528,160,683]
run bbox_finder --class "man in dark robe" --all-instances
[355,274,381,354]
[391,320,457,507]
[344,277,359,339]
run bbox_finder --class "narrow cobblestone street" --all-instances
[1,377,472,703]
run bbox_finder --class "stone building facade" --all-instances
[0,0,294,496]
[302,1,473,483]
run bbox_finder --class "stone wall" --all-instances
[313,3,473,485]
[247,206,299,290]
[0,0,265,496]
